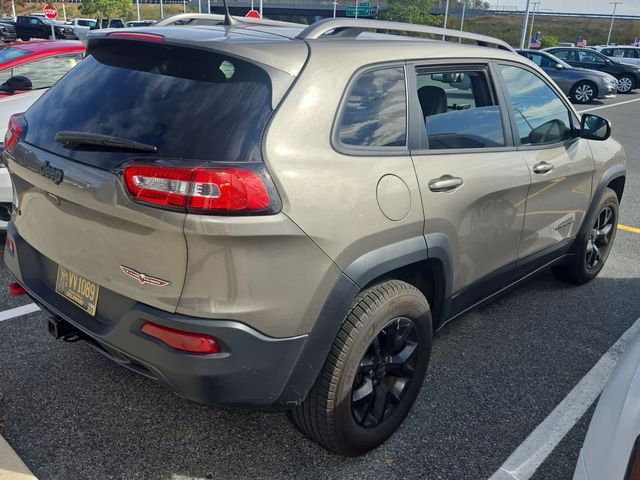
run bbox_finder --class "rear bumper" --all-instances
[4,224,308,408]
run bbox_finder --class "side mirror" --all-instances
[554,63,565,70]
[581,113,611,141]
[0,75,32,94]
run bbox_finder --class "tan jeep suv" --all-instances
[3,16,626,455]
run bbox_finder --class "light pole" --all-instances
[519,0,532,49]
[333,0,337,17]
[459,0,466,43]
[442,0,450,41]
[136,0,141,20]
[607,2,622,45]
[528,1,540,45]
[160,0,164,19]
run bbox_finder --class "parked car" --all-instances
[595,45,640,66]
[544,46,640,93]
[125,20,155,27]
[573,330,640,480]
[3,17,626,456]
[517,49,618,103]
[71,18,97,41]
[0,40,84,230]
[0,21,16,43]
[12,16,77,41]
[98,19,124,28]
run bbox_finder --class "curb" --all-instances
[0,435,37,480]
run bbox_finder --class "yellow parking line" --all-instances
[619,224,640,234]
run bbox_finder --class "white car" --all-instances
[71,18,96,41]
[574,330,640,480]
[595,45,640,66]
[0,89,46,229]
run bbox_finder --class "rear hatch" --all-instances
[7,33,301,313]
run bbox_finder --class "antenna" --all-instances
[221,0,240,25]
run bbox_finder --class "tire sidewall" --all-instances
[576,190,619,280]
[332,292,432,454]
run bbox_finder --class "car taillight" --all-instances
[123,165,273,213]
[4,113,27,153]
[141,321,221,354]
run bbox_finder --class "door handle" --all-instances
[533,162,554,174]
[428,175,464,192]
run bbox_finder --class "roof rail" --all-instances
[296,18,515,53]
[154,13,303,28]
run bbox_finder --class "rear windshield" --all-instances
[24,41,279,169]
[0,46,29,64]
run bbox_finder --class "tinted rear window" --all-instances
[24,41,280,169]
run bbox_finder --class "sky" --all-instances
[495,1,640,16]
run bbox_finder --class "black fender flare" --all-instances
[275,234,456,407]
[578,165,626,240]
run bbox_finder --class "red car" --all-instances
[0,40,84,95]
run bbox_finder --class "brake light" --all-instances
[141,322,221,354]
[123,165,272,213]
[108,32,164,42]
[4,114,27,153]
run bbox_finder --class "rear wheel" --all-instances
[291,280,432,456]
[617,74,635,93]
[553,187,619,284]
[571,81,597,104]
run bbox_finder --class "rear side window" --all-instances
[337,66,407,148]
[24,41,284,169]
[415,68,505,150]
[552,50,576,62]
[7,53,83,90]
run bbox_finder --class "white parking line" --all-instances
[578,97,640,113]
[488,316,640,480]
[0,303,40,322]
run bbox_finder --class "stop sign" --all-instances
[245,9,261,19]
[43,4,57,19]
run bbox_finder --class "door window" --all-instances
[414,67,505,149]
[622,48,639,58]
[578,51,606,64]
[527,53,555,68]
[552,49,577,62]
[6,53,83,90]
[337,66,407,148]
[499,64,574,146]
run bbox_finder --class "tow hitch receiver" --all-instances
[48,316,80,340]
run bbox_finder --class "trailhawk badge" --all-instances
[120,266,170,287]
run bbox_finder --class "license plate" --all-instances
[55,265,99,316]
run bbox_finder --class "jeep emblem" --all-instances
[40,161,64,185]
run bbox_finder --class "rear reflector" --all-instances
[107,32,164,42]
[141,321,221,354]
[123,165,271,213]
[8,281,26,296]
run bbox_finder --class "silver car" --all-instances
[3,16,627,456]
[596,45,640,66]
[574,329,640,480]
[518,49,618,103]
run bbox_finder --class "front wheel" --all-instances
[553,187,619,284]
[291,280,432,456]
[571,81,597,104]
[617,74,635,93]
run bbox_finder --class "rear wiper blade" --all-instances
[54,131,158,153]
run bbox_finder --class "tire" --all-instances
[291,280,432,456]
[552,187,619,284]
[617,74,635,94]
[570,81,597,104]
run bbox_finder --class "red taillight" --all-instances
[141,322,221,354]
[123,165,271,213]
[108,32,164,42]
[4,113,27,153]
[8,281,26,296]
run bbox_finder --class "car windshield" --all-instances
[40,18,52,25]
[0,46,30,64]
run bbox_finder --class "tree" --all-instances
[380,0,441,26]
[0,0,25,18]
[540,35,560,48]
[80,0,131,20]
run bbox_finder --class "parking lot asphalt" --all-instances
[0,94,639,480]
